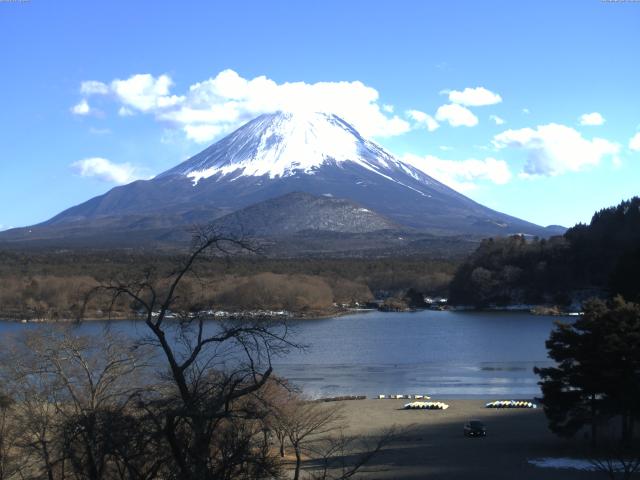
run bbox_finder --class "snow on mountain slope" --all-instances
[158,111,432,195]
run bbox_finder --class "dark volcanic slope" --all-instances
[212,191,398,236]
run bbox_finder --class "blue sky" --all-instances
[1,0,639,230]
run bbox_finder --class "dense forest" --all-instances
[0,251,459,320]
[449,197,640,307]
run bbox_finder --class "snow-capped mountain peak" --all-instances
[4,111,555,247]
[159,111,412,185]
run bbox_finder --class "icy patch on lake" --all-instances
[529,457,630,471]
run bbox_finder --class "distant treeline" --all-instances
[449,197,640,307]
[5,197,640,318]
[0,252,458,320]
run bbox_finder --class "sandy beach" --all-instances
[317,399,598,480]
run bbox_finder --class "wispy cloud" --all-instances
[403,153,511,191]
[80,80,109,95]
[406,109,439,131]
[579,112,605,126]
[71,157,142,184]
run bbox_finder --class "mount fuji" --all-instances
[1,111,563,251]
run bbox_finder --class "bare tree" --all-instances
[0,393,20,480]
[7,376,60,480]
[256,377,298,460]
[89,227,298,480]
[276,400,343,480]
[1,327,146,480]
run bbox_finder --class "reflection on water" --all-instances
[0,309,559,399]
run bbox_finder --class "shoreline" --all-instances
[1,304,576,324]
[315,395,540,402]
[0,307,361,324]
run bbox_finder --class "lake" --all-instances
[0,310,560,399]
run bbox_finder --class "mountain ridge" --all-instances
[1,111,564,251]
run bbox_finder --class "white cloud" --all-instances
[403,153,512,192]
[382,104,394,113]
[522,108,530,115]
[71,157,139,184]
[71,99,91,115]
[79,75,182,114]
[493,123,620,176]
[80,80,109,95]
[490,114,505,125]
[77,69,411,143]
[406,109,439,131]
[435,103,478,127]
[183,124,228,143]
[579,112,605,126]
[111,74,184,112]
[447,87,502,106]
[630,132,640,151]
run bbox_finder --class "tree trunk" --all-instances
[40,438,55,480]
[163,415,190,479]
[82,423,100,480]
[189,419,212,480]
[275,430,286,457]
[293,446,302,480]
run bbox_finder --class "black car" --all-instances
[463,420,487,437]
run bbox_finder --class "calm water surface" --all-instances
[0,310,559,399]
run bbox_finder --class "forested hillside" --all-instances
[449,197,640,307]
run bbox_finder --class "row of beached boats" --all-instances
[378,396,536,410]
[485,400,537,409]
[403,401,450,410]
[377,394,430,400]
